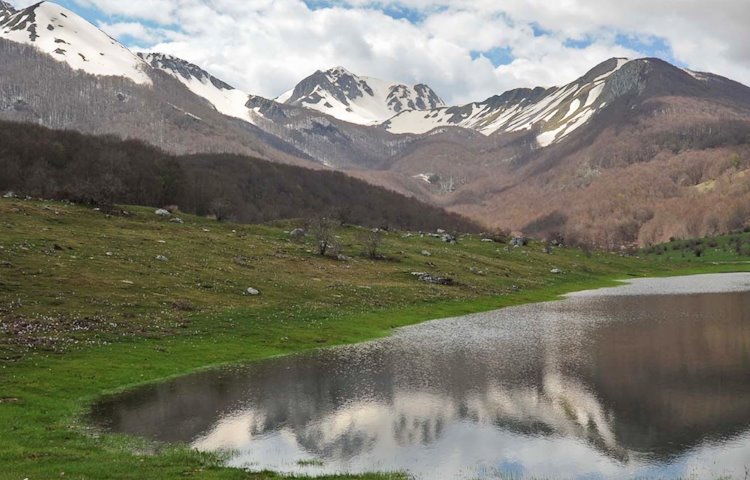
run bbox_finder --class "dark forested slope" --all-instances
[0,121,479,231]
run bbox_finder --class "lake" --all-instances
[90,273,750,479]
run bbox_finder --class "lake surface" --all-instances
[90,273,750,479]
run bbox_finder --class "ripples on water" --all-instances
[91,273,750,479]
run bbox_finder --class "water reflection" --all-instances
[91,274,750,479]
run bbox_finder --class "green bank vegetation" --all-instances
[1,198,748,480]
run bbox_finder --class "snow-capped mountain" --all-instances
[138,52,257,124]
[385,58,632,146]
[277,66,445,125]
[0,1,151,84]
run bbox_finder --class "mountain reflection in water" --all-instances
[91,274,750,479]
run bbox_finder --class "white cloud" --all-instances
[43,0,750,104]
[97,21,170,44]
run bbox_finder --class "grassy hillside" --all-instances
[1,198,748,480]
[644,231,750,262]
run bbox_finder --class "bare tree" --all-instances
[356,229,383,259]
[308,215,337,256]
[208,197,234,222]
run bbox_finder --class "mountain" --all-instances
[363,57,750,246]
[278,66,445,125]
[0,1,151,84]
[0,2,323,168]
[384,58,632,146]
[139,56,419,169]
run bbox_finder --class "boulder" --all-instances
[511,236,528,247]
[155,255,168,262]
[421,250,432,257]
[154,209,171,217]
[411,271,455,286]
[441,234,457,244]
[289,228,306,240]
[246,287,260,296]
[550,268,563,274]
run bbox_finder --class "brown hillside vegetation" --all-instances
[352,61,750,247]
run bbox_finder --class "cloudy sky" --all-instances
[10,0,750,103]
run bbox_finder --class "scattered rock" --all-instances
[105,251,113,257]
[202,228,210,232]
[411,271,456,286]
[441,234,457,244]
[2,191,16,199]
[511,236,528,247]
[154,209,171,217]
[481,238,494,243]
[469,266,485,275]
[289,228,306,241]
[542,247,552,254]
[121,280,134,285]
[169,217,184,224]
[246,287,260,296]
[421,250,432,257]
[550,268,563,274]
[155,255,168,262]
[436,229,446,234]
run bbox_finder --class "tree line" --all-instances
[0,120,480,232]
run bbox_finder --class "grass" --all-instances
[644,232,750,262]
[1,198,749,480]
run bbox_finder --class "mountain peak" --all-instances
[279,67,445,125]
[0,1,16,17]
[325,65,354,76]
[139,52,234,91]
[0,1,151,84]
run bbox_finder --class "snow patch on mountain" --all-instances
[279,66,445,125]
[0,1,151,85]
[139,53,256,124]
[385,57,633,148]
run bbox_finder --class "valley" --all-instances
[2,1,750,479]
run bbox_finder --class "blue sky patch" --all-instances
[472,46,514,66]
[615,33,680,65]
